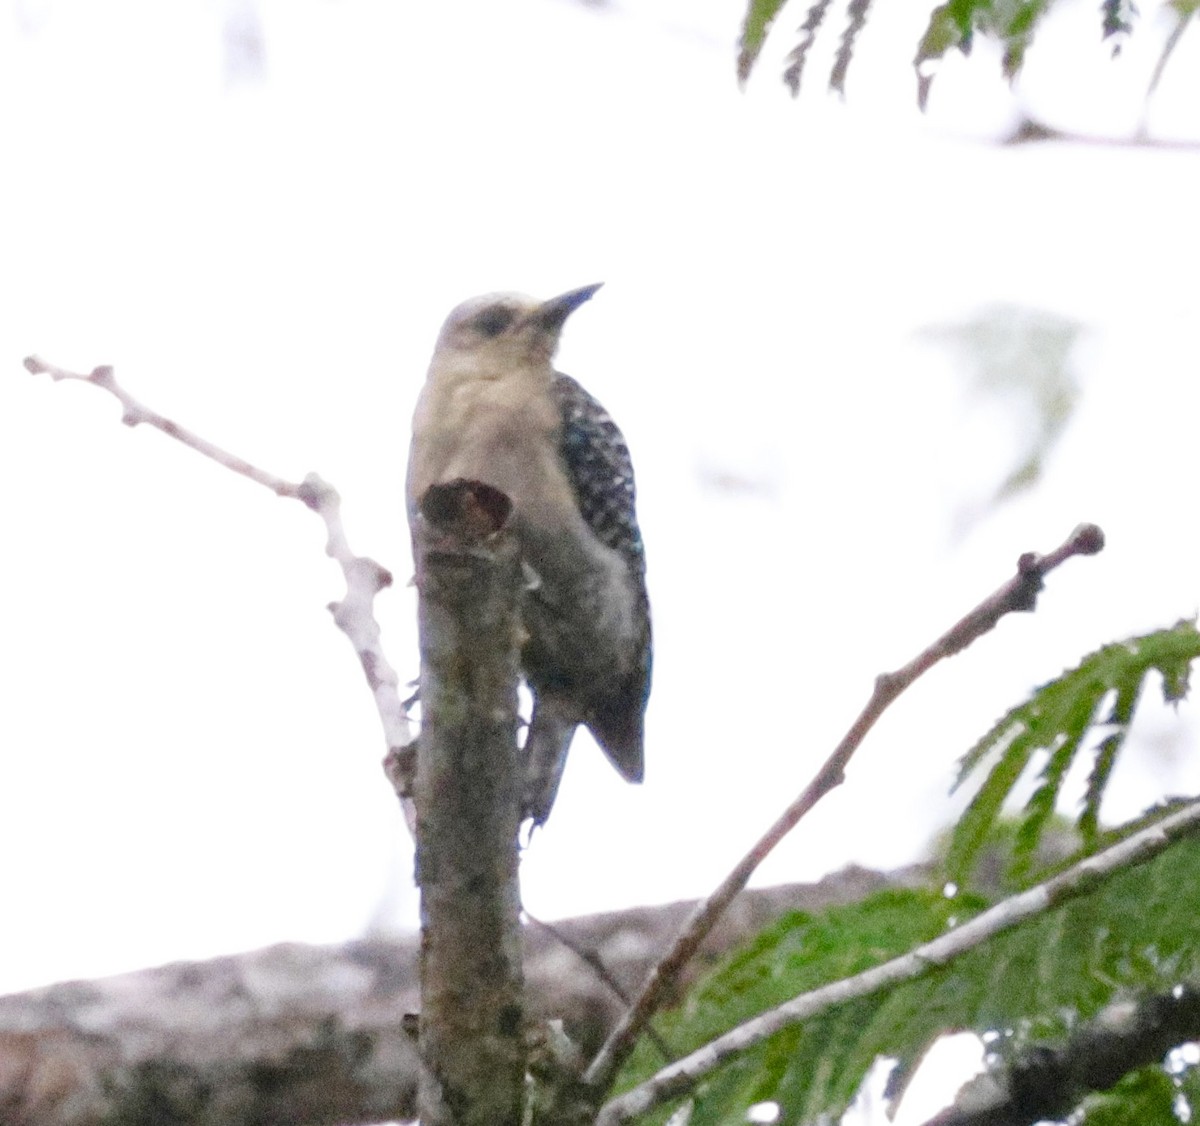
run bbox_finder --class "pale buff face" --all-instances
[408,284,604,520]
[431,293,560,378]
[409,292,575,520]
[428,284,603,381]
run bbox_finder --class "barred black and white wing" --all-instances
[550,372,652,777]
[553,373,647,581]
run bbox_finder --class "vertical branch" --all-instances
[414,480,526,1126]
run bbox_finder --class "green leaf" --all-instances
[912,0,1067,105]
[782,0,837,95]
[830,0,874,94]
[999,0,1050,79]
[914,0,988,108]
[1081,731,1122,847]
[1080,678,1139,847]
[1078,1066,1182,1125]
[947,621,1200,888]
[738,0,791,84]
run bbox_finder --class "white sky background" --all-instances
[2,0,1200,1086]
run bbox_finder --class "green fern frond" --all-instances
[742,0,1163,103]
[946,620,1200,888]
[912,0,1063,104]
[619,833,1200,1126]
[619,888,961,1124]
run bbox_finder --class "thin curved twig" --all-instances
[523,910,674,1064]
[22,355,415,829]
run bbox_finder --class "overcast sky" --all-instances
[2,0,1199,1046]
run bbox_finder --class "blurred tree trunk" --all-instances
[0,867,919,1126]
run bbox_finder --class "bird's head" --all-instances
[429,283,603,378]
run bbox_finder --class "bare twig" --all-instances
[584,523,1105,1094]
[23,357,301,495]
[597,793,1200,1125]
[525,913,639,1011]
[523,911,674,1065]
[22,355,414,826]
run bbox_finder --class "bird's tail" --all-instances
[523,693,645,825]
[589,703,644,784]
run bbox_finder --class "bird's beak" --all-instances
[528,283,604,332]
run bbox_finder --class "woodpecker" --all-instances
[407,284,651,825]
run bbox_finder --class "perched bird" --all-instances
[407,284,651,825]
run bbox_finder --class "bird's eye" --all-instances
[474,307,515,338]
